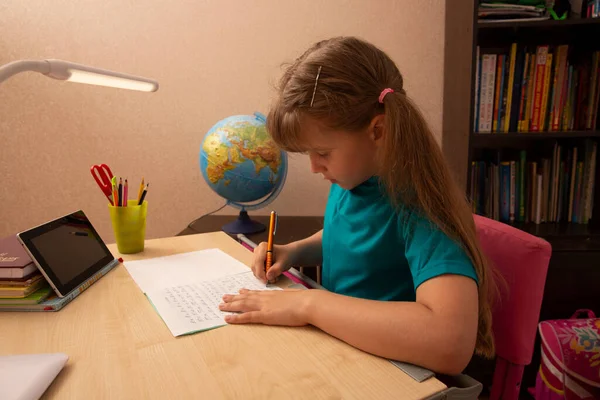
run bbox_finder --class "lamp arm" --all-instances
[0,60,51,84]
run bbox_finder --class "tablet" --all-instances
[17,210,115,297]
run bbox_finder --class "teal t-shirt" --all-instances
[321,177,477,301]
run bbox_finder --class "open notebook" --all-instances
[124,249,281,336]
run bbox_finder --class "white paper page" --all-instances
[124,249,250,293]
[146,271,281,336]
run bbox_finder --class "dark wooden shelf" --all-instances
[480,220,600,251]
[474,130,600,138]
[508,221,596,237]
[477,17,600,30]
[471,131,600,147]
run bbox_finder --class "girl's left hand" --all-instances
[219,289,310,326]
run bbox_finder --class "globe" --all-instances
[199,112,288,234]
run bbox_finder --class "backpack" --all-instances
[531,309,600,400]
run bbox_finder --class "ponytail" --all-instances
[380,91,495,358]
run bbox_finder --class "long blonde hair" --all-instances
[267,36,495,358]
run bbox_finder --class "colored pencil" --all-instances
[124,179,128,207]
[138,183,149,205]
[118,178,123,207]
[137,177,145,203]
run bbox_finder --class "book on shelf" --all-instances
[478,1,551,23]
[474,43,600,134]
[470,140,597,224]
[586,0,600,18]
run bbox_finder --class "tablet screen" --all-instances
[17,210,114,296]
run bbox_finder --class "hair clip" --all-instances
[310,66,322,107]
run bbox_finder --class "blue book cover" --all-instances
[519,150,527,221]
[499,55,511,132]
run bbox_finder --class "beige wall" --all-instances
[0,0,446,243]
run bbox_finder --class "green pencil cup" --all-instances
[108,200,148,254]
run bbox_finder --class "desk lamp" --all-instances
[0,59,157,399]
[0,59,158,91]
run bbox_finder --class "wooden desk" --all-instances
[0,232,446,399]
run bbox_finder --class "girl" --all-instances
[219,36,495,375]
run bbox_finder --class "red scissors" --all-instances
[91,164,114,205]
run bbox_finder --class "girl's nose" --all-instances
[309,153,325,174]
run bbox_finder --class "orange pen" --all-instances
[265,211,277,282]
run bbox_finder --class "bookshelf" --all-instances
[478,15,600,29]
[473,129,600,141]
[466,9,600,247]
[453,4,600,396]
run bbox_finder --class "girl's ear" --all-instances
[369,114,385,142]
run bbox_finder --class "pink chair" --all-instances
[473,215,552,400]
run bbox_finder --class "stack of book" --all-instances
[0,235,51,306]
[478,1,551,23]
[585,1,600,18]
[474,44,600,133]
[470,140,597,224]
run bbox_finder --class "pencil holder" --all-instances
[108,200,148,254]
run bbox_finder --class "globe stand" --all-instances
[222,210,266,235]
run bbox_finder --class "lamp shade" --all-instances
[0,59,158,92]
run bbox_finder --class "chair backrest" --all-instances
[473,215,552,366]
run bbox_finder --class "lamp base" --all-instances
[222,210,266,235]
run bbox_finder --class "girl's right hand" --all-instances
[251,242,299,283]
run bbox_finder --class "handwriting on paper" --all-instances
[146,271,281,336]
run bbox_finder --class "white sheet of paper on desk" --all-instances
[124,249,250,293]
[145,271,281,336]
[123,248,281,337]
